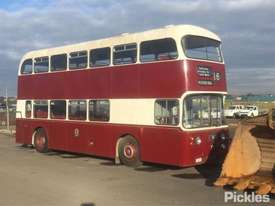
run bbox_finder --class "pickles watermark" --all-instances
[224,191,270,203]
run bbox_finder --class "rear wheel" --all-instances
[34,128,48,153]
[118,136,142,168]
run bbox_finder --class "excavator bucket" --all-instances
[214,112,275,194]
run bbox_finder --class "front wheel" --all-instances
[118,136,142,168]
[34,128,48,153]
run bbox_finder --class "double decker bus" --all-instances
[16,25,229,167]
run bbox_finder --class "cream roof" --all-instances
[21,24,221,61]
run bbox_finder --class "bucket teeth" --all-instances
[233,178,251,191]
[256,184,272,195]
[257,137,275,172]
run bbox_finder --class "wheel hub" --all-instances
[123,144,136,159]
[36,135,45,149]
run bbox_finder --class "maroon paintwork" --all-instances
[16,59,228,167]
[16,119,228,166]
[17,60,226,99]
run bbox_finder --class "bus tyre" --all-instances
[34,128,48,153]
[118,136,142,168]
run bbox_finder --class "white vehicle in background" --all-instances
[238,105,259,117]
[224,105,245,118]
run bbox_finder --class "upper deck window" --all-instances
[182,36,222,62]
[51,54,67,71]
[90,47,110,67]
[69,51,87,70]
[21,59,33,74]
[140,38,178,62]
[34,57,49,73]
[113,43,137,65]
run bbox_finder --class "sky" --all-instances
[0,0,274,96]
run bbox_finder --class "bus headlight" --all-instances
[194,137,202,145]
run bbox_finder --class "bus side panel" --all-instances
[53,122,114,157]
[111,67,139,98]
[85,123,114,157]
[17,61,186,100]
[141,127,183,166]
[139,61,185,98]
[66,121,89,154]
[16,119,27,144]
[47,121,68,151]
[65,123,142,158]
[88,69,111,98]
[16,119,34,145]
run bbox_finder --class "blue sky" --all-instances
[0,0,51,10]
[0,0,274,96]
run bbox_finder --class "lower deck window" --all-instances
[50,100,66,119]
[25,101,32,118]
[34,100,48,118]
[183,94,224,128]
[89,100,109,121]
[69,100,87,120]
[154,100,179,125]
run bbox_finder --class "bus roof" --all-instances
[21,24,221,60]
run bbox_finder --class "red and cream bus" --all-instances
[16,25,229,167]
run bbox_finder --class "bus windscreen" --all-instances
[183,94,225,129]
